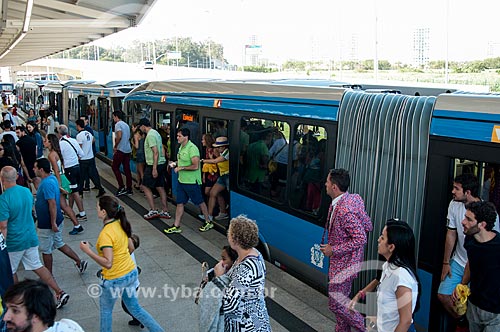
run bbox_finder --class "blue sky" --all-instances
[95,0,500,65]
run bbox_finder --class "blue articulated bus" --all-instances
[62,80,145,160]
[120,81,499,331]
[42,80,96,127]
[14,81,43,114]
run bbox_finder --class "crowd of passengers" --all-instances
[1,110,499,332]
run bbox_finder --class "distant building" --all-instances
[487,41,500,58]
[244,35,262,66]
[348,33,359,62]
[413,28,430,69]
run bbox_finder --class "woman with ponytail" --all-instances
[80,195,164,332]
[349,219,420,332]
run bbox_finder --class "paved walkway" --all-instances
[17,158,335,332]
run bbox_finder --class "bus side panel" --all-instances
[106,130,114,159]
[231,191,329,277]
[414,269,432,331]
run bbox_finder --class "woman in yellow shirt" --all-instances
[80,196,164,332]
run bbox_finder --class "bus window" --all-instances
[290,124,328,215]
[238,117,290,202]
[88,99,97,129]
[131,103,151,123]
[454,159,500,215]
[267,121,291,203]
[77,95,88,120]
[111,98,123,113]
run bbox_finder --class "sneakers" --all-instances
[76,260,88,274]
[56,291,70,309]
[143,210,160,220]
[164,226,182,234]
[198,214,213,222]
[115,187,127,197]
[214,213,229,221]
[69,225,84,235]
[159,211,172,219]
[96,189,105,198]
[199,222,214,232]
[126,188,133,195]
[76,214,87,222]
[128,319,144,328]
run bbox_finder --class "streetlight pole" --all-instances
[208,40,212,69]
[176,36,179,66]
[152,41,157,65]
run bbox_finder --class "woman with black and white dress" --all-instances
[214,215,271,332]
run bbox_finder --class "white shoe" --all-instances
[198,214,213,222]
[214,213,229,221]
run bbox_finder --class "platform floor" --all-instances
[17,158,335,332]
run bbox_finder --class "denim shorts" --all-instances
[216,174,229,190]
[438,259,464,295]
[176,182,204,205]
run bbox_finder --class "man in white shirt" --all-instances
[111,111,133,196]
[57,125,87,235]
[75,120,105,198]
[0,120,18,142]
[3,108,16,128]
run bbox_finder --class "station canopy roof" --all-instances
[0,0,156,66]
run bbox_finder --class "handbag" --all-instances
[268,160,278,174]
[268,142,287,174]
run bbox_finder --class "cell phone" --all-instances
[206,268,215,281]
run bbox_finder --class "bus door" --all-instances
[203,117,231,230]
[53,92,64,124]
[422,138,500,331]
[172,109,201,202]
[69,95,87,136]
[155,111,173,197]
[97,97,109,155]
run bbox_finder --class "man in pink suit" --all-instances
[320,168,373,332]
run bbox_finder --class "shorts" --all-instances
[176,182,204,205]
[64,165,81,193]
[8,246,44,274]
[136,151,145,163]
[143,163,166,189]
[216,174,230,190]
[38,224,65,254]
[203,172,218,188]
[438,259,465,295]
